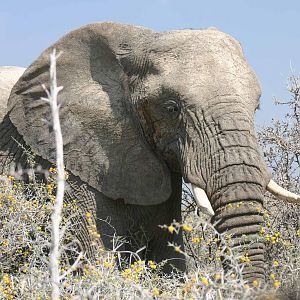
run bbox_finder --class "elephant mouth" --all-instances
[192,179,300,217]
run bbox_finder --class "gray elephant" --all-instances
[0,66,25,122]
[1,22,299,281]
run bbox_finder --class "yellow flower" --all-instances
[270,273,276,280]
[182,224,193,232]
[240,253,250,263]
[252,279,259,287]
[273,260,279,267]
[2,274,11,285]
[148,260,157,269]
[47,183,54,195]
[103,261,114,269]
[260,227,265,235]
[201,276,209,286]
[296,229,300,237]
[168,225,175,233]
[85,212,92,218]
[174,246,181,253]
[7,195,16,202]
[191,237,202,243]
[2,239,9,247]
[152,287,160,296]
[271,236,278,244]
[122,268,131,275]
[49,167,57,173]
[274,280,281,289]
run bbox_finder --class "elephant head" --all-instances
[0,66,25,122]
[5,22,300,281]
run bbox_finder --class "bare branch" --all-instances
[46,49,65,300]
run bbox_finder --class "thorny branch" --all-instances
[43,49,65,300]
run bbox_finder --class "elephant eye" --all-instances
[164,100,180,114]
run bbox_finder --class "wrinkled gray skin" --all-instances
[0,66,25,121]
[0,23,271,280]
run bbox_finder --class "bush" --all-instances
[1,173,298,299]
[258,73,300,299]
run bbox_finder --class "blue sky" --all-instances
[1,0,299,125]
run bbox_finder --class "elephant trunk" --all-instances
[183,109,273,281]
[212,187,265,281]
[203,124,269,282]
[207,147,267,282]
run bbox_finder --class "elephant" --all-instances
[0,66,25,122]
[1,22,299,281]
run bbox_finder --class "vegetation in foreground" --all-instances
[0,74,300,299]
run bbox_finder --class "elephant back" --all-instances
[0,66,25,122]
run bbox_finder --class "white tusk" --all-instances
[267,179,300,204]
[191,185,215,216]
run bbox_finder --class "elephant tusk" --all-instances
[191,185,215,216]
[267,179,300,204]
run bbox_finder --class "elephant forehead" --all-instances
[164,58,260,101]
[154,34,249,74]
[151,29,244,61]
[146,31,261,103]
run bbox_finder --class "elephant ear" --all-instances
[8,23,172,205]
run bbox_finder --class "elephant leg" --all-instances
[91,172,186,273]
[0,115,25,175]
[143,174,185,273]
[145,222,185,273]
